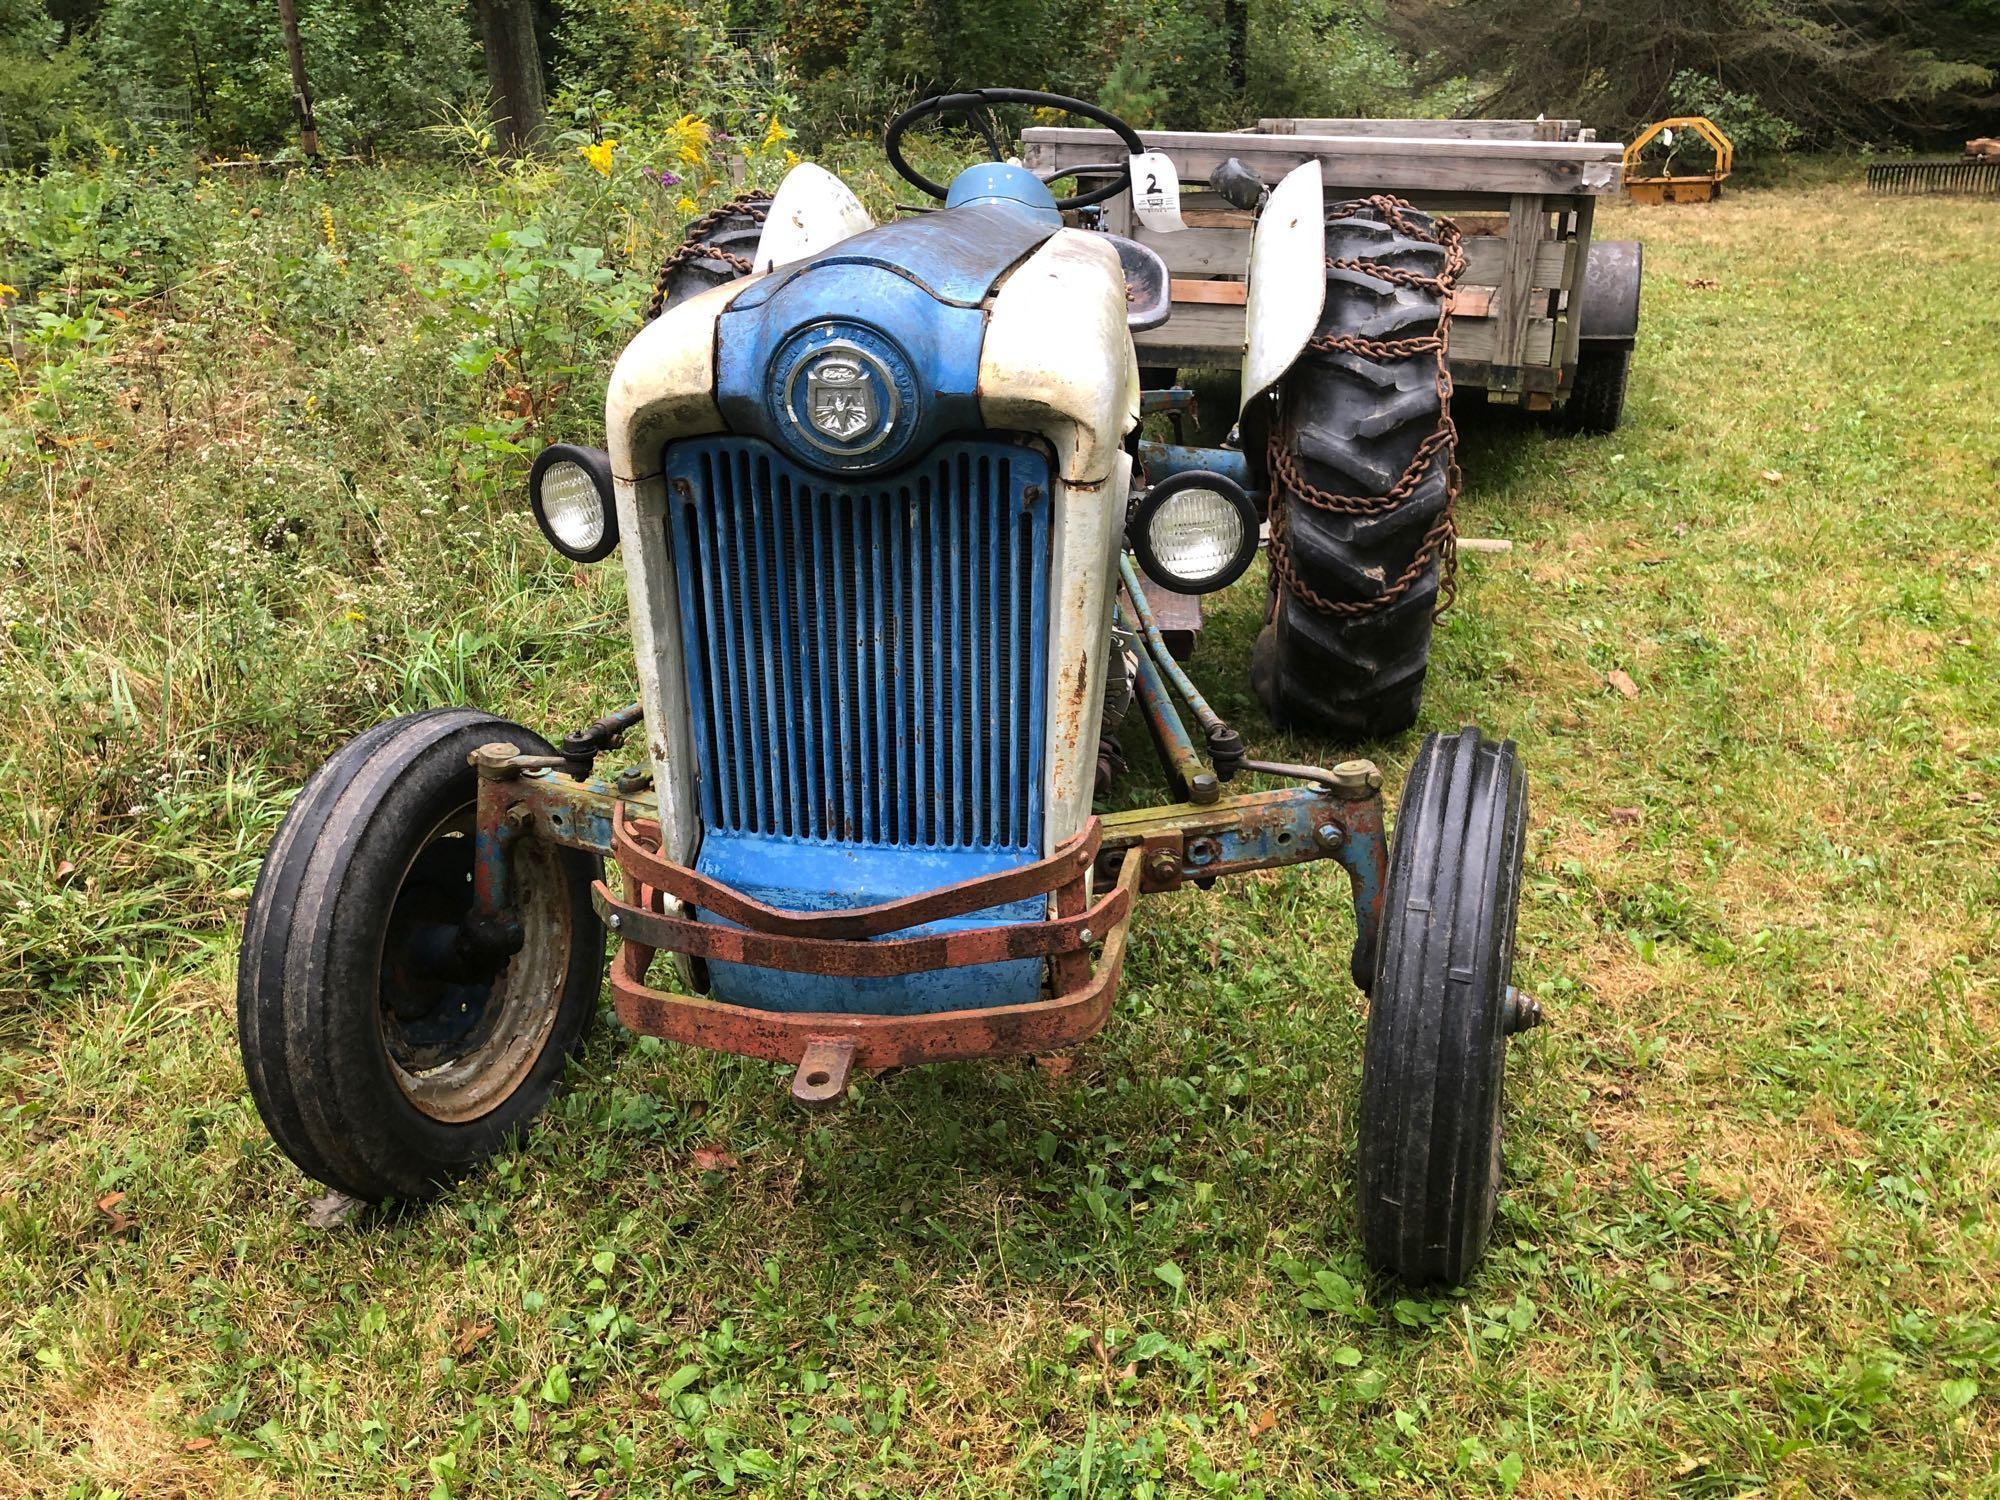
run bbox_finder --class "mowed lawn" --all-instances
[0,168,1995,1497]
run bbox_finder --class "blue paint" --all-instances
[1137,441,1254,490]
[664,436,1054,1013]
[695,834,1045,1015]
[728,200,1059,312]
[716,265,987,477]
[943,162,1063,225]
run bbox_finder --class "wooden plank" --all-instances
[1447,317,1556,367]
[1134,228,1568,289]
[1022,126,1625,196]
[1448,287,1495,317]
[1562,196,1594,369]
[1491,194,1544,370]
[1169,278,1248,306]
[1135,303,1245,360]
[1131,310,1558,374]
[1131,225,1249,275]
[1459,236,1569,289]
[1259,117,1586,142]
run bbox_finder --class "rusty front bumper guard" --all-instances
[472,745,1387,1108]
[601,811,1142,1107]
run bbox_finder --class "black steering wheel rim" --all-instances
[883,88,1145,211]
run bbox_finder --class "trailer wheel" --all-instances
[644,193,770,320]
[1562,344,1632,434]
[1357,726,1529,1285]
[1254,207,1458,742]
[237,709,604,1203]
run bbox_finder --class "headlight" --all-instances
[1130,470,1259,594]
[529,444,619,563]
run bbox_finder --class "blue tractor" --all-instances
[238,91,1536,1284]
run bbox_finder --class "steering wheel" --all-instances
[884,88,1146,211]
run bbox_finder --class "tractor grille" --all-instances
[665,436,1052,851]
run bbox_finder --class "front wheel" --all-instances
[237,708,605,1203]
[1356,727,1529,1284]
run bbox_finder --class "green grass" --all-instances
[1,148,1996,1497]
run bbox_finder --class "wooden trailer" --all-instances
[1020,118,1639,420]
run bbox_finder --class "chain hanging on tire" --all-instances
[1266,194,1467,621]
[642,190,773,323]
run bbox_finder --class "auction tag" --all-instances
[1127,151,1186,232]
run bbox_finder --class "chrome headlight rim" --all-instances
[1129,469,1259,596]
[529,443,619,564]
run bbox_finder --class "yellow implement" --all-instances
[1624,116,1733,203]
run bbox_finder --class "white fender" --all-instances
[753,162,874,273]
[1239,160,1326,416]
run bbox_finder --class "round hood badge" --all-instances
[785,341,899,458]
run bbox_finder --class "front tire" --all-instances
[1357,727,1528,1284]
[237,709,605,1202]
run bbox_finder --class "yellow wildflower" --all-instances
[667,113,710,167]
[676,195,698,213]
[761,117,790,150]
[0,282,17,300]
[320,204,338,250]
[783,149,800,169]
[579,137,619,178]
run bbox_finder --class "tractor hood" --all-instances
[605,162,1138,492]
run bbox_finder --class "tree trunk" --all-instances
[478,0,546,153]
[1221,0,1247,97]
[275,0,320,158]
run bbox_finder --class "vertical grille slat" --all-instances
[667,438,1050,854]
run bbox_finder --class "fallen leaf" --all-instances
[1608,806,1643,825]
[1252,1406,1279,1436]
[1605,669,1640,700]
[1760,469,1784,483]
[54,859,79,885]
[182,1437,214,1453]
[1034,1054,1074,1079]
[95,1190,134,1236]
[1684,277,1719,289]
[690,1146,738,1172]
[306,1191,362,1229]
[451,1318,496,1357]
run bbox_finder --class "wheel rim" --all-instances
[375,804,572,1123]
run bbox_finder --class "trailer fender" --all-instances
[1239,160,1326,416]
[753,162,874,273]
[1578,239,1642,347]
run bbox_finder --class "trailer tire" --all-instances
[1254,209,1456,743]
[1357,726,1529,1285]
[238,709,605,1203]
[645,194,769,320]
[1562,344,1631,435]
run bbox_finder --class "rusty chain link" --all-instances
[642,191,773,323]
[1266,194,1466,620]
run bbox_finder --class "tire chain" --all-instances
[1266,195,1467,621]
[642,191,774,323]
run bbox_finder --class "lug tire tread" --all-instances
[1255,207,1454,742]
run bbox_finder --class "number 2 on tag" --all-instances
[1126,151,1185,232]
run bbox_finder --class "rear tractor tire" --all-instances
[1252,203,1460,744]
[1356,727,1532,1285]
[645,193,770,320]
[237,709,606,1204]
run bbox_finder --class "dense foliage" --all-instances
[1385,0,2000,147]
[7,0,1988,165]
